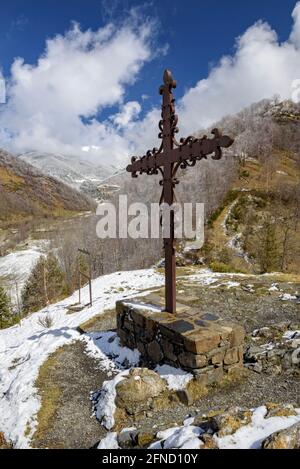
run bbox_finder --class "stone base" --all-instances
[116,300,245,383]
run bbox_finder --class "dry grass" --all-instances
[0,431,12,449]
[37,314,54,329]
[31,348,66,447]
[78,308,116,333]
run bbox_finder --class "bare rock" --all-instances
[262,422,300,449]
[245,362,263,374]
[117,429,138,448]
[265,403,297,418]
[115,368,167,415]
[201,434,219,449]
[137,432,156,448]
[176,380,208,406]
[209,407,252,437]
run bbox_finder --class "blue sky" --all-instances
[0,1,300,164]
[0,0,298,107]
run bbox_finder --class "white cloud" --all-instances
[123,2,300,159]
[290,2,300,47]
[0,72,5,104]
[0,3,300,167]
[111,101,141,127]
[0,14,157,164]
[177,2,300,136]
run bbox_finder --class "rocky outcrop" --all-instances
[99,403,300,449]
[245,326,300,376]
[204,407,252,437]
[262,422,300,449]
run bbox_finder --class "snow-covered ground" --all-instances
[0,265,298,449]
[98,406,300,449]
[0,240,47,307]
[0,268,163,448]
[99,407,300,449]
[146,406,300,449]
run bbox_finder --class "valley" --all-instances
[0,97,299,450]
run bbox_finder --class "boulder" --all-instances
[209,407,252,437]
[117,429,138,448]
[265,403,297,418]
[115,368,167,415]
[176,380,208,406]
[200,434,219,449]
[137,432,156,448]
[262,422,300,449]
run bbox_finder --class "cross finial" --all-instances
[160,69,177,94]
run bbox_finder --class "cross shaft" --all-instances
[126,70,234,314]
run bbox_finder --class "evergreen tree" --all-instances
[257,220,279,273]
[22,253,68,314]
[0,286,11,329]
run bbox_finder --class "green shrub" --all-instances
[209,261,233,273]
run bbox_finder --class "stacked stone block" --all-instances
[116,300,245,384]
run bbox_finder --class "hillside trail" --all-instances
[208,194,252,273]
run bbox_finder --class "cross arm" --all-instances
[126,129,234,177]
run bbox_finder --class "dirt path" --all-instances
[32,340,108,449]
[32,274,300,448]
[32,311,117,449]
[209,196,252,273]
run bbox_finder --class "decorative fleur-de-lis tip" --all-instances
[212,128,234,148]
[211,128,221,138]
[163,70,173,84]
[162,69,177,89]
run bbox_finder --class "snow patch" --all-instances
[97,432,119,449]
[82,331,140,371]
[146,406,300,450]
[216,406,300,449]
[93,370,129,430]
[0,241,47,307]
[149,425,204,449]
[122,301,162,313]
[269,283,279,292]
[283,330,300,341]
[155,364,193,391]
[210,281,240,289]
[280,293,297,301]
[276,171,287,176]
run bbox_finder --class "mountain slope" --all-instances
[197,100,300,274]
[0,149,94,226]
[19,151,117,190]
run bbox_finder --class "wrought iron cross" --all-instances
[126,70,234,314]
